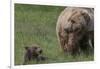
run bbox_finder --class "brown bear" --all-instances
[56,7,94,55]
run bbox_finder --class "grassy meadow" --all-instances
[14,4,94,65]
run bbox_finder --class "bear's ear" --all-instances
[24,47,29,50]
[36,48,43,54]
[81,11,90,25]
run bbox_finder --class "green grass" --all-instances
[14,4,94,65]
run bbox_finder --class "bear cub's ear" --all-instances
[24,47,29,50]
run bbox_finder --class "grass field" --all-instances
[14,4,94,65]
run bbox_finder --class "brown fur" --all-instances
[56,7,94,55]
[23,44,46,64]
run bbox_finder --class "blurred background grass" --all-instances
[14,4,94,65]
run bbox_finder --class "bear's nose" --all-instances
[64,28,73,33]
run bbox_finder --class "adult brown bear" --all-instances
[56,7,94,55]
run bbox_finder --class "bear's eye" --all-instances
[74,27,79,32]
[74,27,81,34]
[71,20,75,23]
